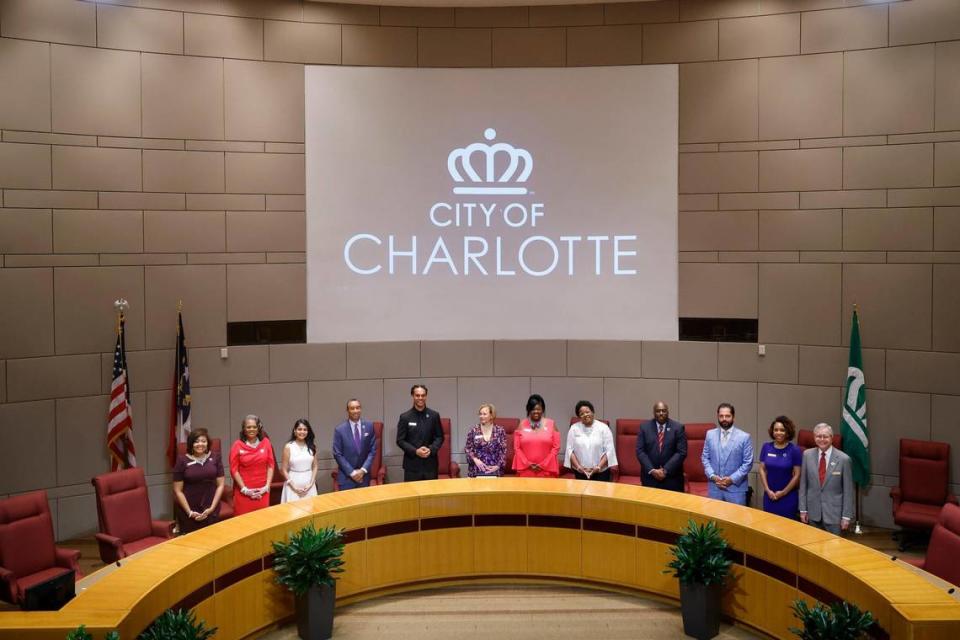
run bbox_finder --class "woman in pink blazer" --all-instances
[513,394,560,478]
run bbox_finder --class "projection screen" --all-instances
[305,65,678,343]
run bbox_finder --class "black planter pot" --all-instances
[295,583,336,640]
[679,581,722,640]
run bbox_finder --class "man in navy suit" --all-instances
[636,401,687,492]
[332,398,378,490]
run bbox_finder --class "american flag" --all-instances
[167,310,191,468]
[107,316,137,470]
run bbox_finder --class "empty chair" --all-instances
[0,490,81,606]
[683,423,713,496]
[331,421,386,490]
[438,418,461,479]
[613,419,644,485]
[91,467,175,564]
[903,502,960,587]
[891,439,957,550]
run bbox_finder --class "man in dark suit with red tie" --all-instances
[636,401,687,492]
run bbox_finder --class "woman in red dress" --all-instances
[513,394,560,478]
[229,415,276,515]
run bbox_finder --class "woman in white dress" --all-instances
[280,418,318,503]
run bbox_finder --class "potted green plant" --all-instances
[138,608,217,640]
[665,519,732,640]
[66,626,119,640]
[790,599,875,639]
[272,523,345,640]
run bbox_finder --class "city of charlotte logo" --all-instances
[448,128,532,196]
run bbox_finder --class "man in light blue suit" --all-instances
[332,398,378,490]
[701,403,754,506]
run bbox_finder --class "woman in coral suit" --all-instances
[513,394,560,478]
[229,414,276,515]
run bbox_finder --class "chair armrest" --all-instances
[152,520,175,538]
[683,472,690,493]
[376,467,386,485]
[902,556,925,569]
[609,465,619,482]
[947,493,958,505]
[0,566,19,604]
[95,532,125,562]
[450,461,461,478]
[891,486,903,512]
[54,547,82,575]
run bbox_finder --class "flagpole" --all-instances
[852,303,864,536]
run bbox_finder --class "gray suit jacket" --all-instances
[798,447,854,525]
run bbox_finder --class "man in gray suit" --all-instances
[799,423,854,535]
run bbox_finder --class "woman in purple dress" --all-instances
[173,428,225,534]
[464,403,507,477]
[759,416,802,520]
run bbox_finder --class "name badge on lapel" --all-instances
[408,422,417,426]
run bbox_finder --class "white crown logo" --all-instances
[447,128,533,196]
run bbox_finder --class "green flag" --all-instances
[842,309,870,487]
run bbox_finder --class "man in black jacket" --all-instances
[635,401,687,492]
[396,384,444,481]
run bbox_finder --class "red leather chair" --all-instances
[91,467,174,564]
[496,417,520,476]
[438,418,461,479]
[683,423,713,496]
[331,421,387,490]
[797,428,842,452]
[904,502,960,587]
[891,439,957,550]
[614,419,644,485]
[0,490,81,606]
[176,438,234,520]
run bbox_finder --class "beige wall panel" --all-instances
[566,340,643,378]
[756,382,840,434]
[225,60,304,143]
[530,4,602,26]
[3,190,96,210]
[842,264,932,350]
[51,44,139,137]
[493,340,566,376]
[266,195,305,211]
[228,382,308,442]
[216,0,302,20]
[679,152,758,193]
[143,389,172,475]
[0,142,51,189]
[383,377,457,457]
[680,59,757,143]
[141,54,223,140]
[190,386,232,445]
[52,210,142,254]
[720,13,798,59]
[307,379,383,458]
[421,340,494,377]
[144,211,226,253]
[800,4,887,54]
[936,42,960,132]
[642,20,717,64]
[0,268,54,358]
[843,45,935,136]
[226,211,305,252]
[492,27,565,67]
[679,262,758,318]
[101,192,184,211]
[184,13,263,60]
[99,349,173,395]
[53,266,145,354]
[187,194,265,210]
[679,211,758,251]
[842,208,933,251]
[602,378,679,423]
[269,343,346,382]
[933,264,960,352]
[642,340,717,380]
[797,345,885,389]
[56,394,117,485]
[890,0,960,46]
[718,343,798,384]
[342,25,418,67]
[226,263,306,321]
[263,20,340,64]
[52,146,141,192]
[303,3,379,26]
[799,189,885,210]
[456,377,530,447]
[418,28,491,67]
[143,264,227,349]
[0,361,4,404]
[7,353,99,402]
[888,186,960,207]
[346,341,420,380]
[0,208,52,253]
[190,345,269,388]
[0,0,95,46]
[887,349,960,396]
[759,148,842,192]
[759,209,842,251]
[0,400,56,494]
[97,4,183,54]
[56,493,97,540]
[530,377,603,429]
[0,38,51,131]
[143,150,225,194]
[843,144,933,190]
[759,264,841,346]
[932,394,960,483]
[381,6,455,27]
[225,153,304,194]
[869,390,931,477]
[678,380,757,437]
[566,25,643,67]
[604,1,678,24]
[455,7,528,28]
[935,142,960,187]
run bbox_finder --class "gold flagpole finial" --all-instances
[177,299,183,313]
[114,298,129,333]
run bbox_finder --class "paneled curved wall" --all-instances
[1,0,959,538]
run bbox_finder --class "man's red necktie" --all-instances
[818,451,826,486]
